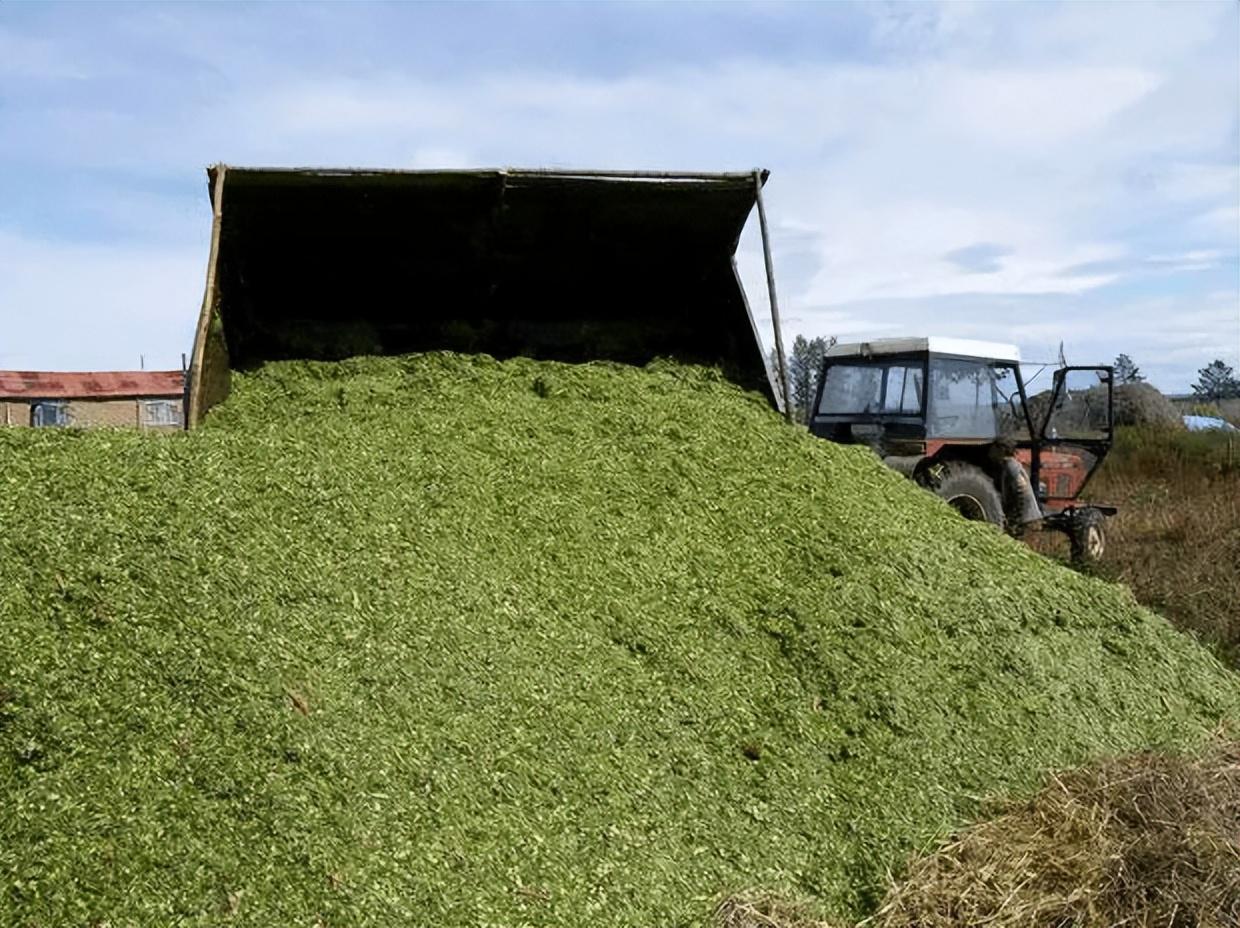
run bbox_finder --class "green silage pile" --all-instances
[2,353,1237,927]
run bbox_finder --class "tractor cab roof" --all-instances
[825,337,1021,364]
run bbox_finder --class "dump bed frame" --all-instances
[187,165,784,425]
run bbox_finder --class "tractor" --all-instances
[809,337,1115,561]
[180,168,1114,562]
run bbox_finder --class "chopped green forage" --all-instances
[2,353,1236,927]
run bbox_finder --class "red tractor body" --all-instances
[809,337,1115,560]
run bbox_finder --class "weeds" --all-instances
[1035,425,1240,665]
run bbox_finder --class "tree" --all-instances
[1112,353,1144,384]
[787,335,815,424]
[769,334,836,424]
[1192,360,1240,402]
[788,335,835,424]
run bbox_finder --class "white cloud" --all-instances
[0,26,89,80]
[790,197,1126,307]
[0,1,1234,389]
[1143,250,1226,273]
[0,229,200,370]
[1192,205,1240,238]
[210,55,1184,314]
[1151,163,1239,203]
[927,66,1160,148]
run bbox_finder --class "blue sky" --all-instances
[1,2,1236,391]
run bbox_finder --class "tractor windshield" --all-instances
[817,362,924,417]
[927,358,1028,440]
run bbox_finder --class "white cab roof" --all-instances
[824,336,1020,363]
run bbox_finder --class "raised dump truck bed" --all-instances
[187,166,781,425]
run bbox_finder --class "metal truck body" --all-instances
[187,166,783,425]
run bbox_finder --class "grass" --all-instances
[2,354,1239,927]
[1176,397,1240,426]
[1033,425,1240,666]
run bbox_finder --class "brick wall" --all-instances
[1,401,25,427]
[0,398,183,429]
[66,399,139,428]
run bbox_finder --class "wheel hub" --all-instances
[948,494,987,522]
[1086,525,1104,560]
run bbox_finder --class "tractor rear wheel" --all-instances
[934,463,1005,529]
[1069,509,1107,564]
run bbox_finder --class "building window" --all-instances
[142,400,182,427]
[31,401,69,427]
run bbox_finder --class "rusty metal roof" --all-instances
[0,370,184,400]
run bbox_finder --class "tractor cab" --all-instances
[810,337,1116,561]
[810,337,1027,451]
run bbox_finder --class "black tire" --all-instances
[1069,509,1107,563]
[934,462,1005,528]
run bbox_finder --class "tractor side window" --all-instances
[994,366,1030,440]
[883,365,923,415]
[818,365,882,414]
[928,360,999,438]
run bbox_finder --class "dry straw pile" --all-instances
[875,738,1240,927]
[719,739,1240,928]
[1111,382,1183,429]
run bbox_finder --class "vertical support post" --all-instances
[186,164,228,428]
[754,170,793,423]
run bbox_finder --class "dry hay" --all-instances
[1111,382,1182,429]
[1024,381,1181,431]
[717,740,1240,928]
[871,738,1240,927]
[1214,398,1240,427]
[715,891,836,928]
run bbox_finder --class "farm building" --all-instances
[0,370,185,429]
